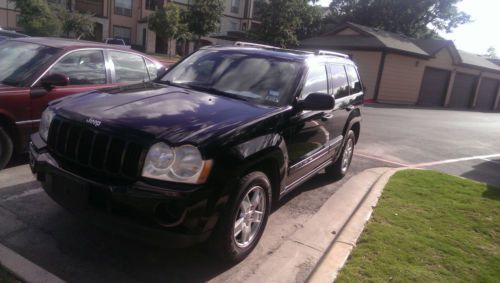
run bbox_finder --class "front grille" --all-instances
[48,117,145,181]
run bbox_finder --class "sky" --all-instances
[316,0,500,55]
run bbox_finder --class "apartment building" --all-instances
[0,0,259,55]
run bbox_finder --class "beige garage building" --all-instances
[301,22,500,111]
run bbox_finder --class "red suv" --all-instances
[0,37,164,169]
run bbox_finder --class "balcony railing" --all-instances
[75,0,104,17]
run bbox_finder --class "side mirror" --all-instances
[40,73,69,90]
[156,66,168,79]
[299,93,335,111]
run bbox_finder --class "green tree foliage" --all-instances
[485,47,498,59]
[326,0,471,38]
[187,0,224,46]
[57,8,95,40]
[12,0,62,36]
[148,3,182,55]
[254,0,324,47]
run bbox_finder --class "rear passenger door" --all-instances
[108,50,151,84]
[327,64,362,148]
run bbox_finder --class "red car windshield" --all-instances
[0,41,59,86]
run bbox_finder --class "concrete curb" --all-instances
[0,244,65,283]
[237,167,398,283]
[308,168,403,283]
[0,165,35,190]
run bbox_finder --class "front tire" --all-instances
[0,127,13,170]
[326,130,355,180]
[208,171,272,263]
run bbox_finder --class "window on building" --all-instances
[113,26,131,45]
[345,65,362,94]
[109,51,149,83]
[115,0,132,17]
[231,0,240,13]
[145,0,160,11]
[49,50,106,85]
[301,64,328,98]
[328,64,350,99]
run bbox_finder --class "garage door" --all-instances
[475,78,499,110]
[418,67,450,107]
[448,73,477,108]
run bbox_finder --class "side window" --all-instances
[145,59,159,80]
[346,65,362,94]
[328,64,350,99]
[109,51,149,83]
[301,63,328,98]
[49,50,106,85]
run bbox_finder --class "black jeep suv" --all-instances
[30,43,363,262]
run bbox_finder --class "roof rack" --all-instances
[234,41,277,49]
[315,50,350,59]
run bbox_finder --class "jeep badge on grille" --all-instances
[86,118,102,127]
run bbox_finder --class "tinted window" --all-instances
[145,59,159,80]
[109,51,149,83]
[161,49,302,106]
[346,65,362,94]
[0,41,58,86]
[329,64,350,98]
[49,50,106,85]
[301,63,328,98]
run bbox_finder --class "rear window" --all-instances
[346,65,362,94]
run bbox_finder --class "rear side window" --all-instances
[328,64,350,99]
[346,65,362,94]
[109,51,149,83]
[301,63,328,98]
[49,50,106,85]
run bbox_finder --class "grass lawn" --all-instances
[0,267,20,283]
[337,170,500,282]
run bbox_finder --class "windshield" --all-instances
[0,41,59,86]
[160,49,303,106]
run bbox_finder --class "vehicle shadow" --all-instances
[482,185,500,201]
[461,158,500,189]
[5,153,29,169]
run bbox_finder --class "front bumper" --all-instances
[29,134,216,247]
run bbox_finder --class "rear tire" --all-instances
[0,127,13,170]
[326,130,355,180]
[207,171,272,263]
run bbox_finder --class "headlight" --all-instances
[39,108,55,141]
[142,143,212,184]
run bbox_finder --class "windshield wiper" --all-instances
[181,83,250,102]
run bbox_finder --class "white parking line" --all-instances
[1,188,43,202]
[410,153,500,168]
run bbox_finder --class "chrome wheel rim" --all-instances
[233,186,266,248]
[341,138,354,172]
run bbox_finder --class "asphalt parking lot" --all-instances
[1,105,499,282]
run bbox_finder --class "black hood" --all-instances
[52,83,280,145]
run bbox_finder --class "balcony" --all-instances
[75,0,104,17]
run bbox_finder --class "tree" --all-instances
[253,0,324,47]
[56,8,95,40]
[12,0,62,36]
[485,47,498,59]
[187,0,224,47]
[326,0,471,38]
[148,3,182,55]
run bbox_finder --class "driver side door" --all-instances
[30,49,111,132]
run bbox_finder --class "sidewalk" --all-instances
[217,167,399,283]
